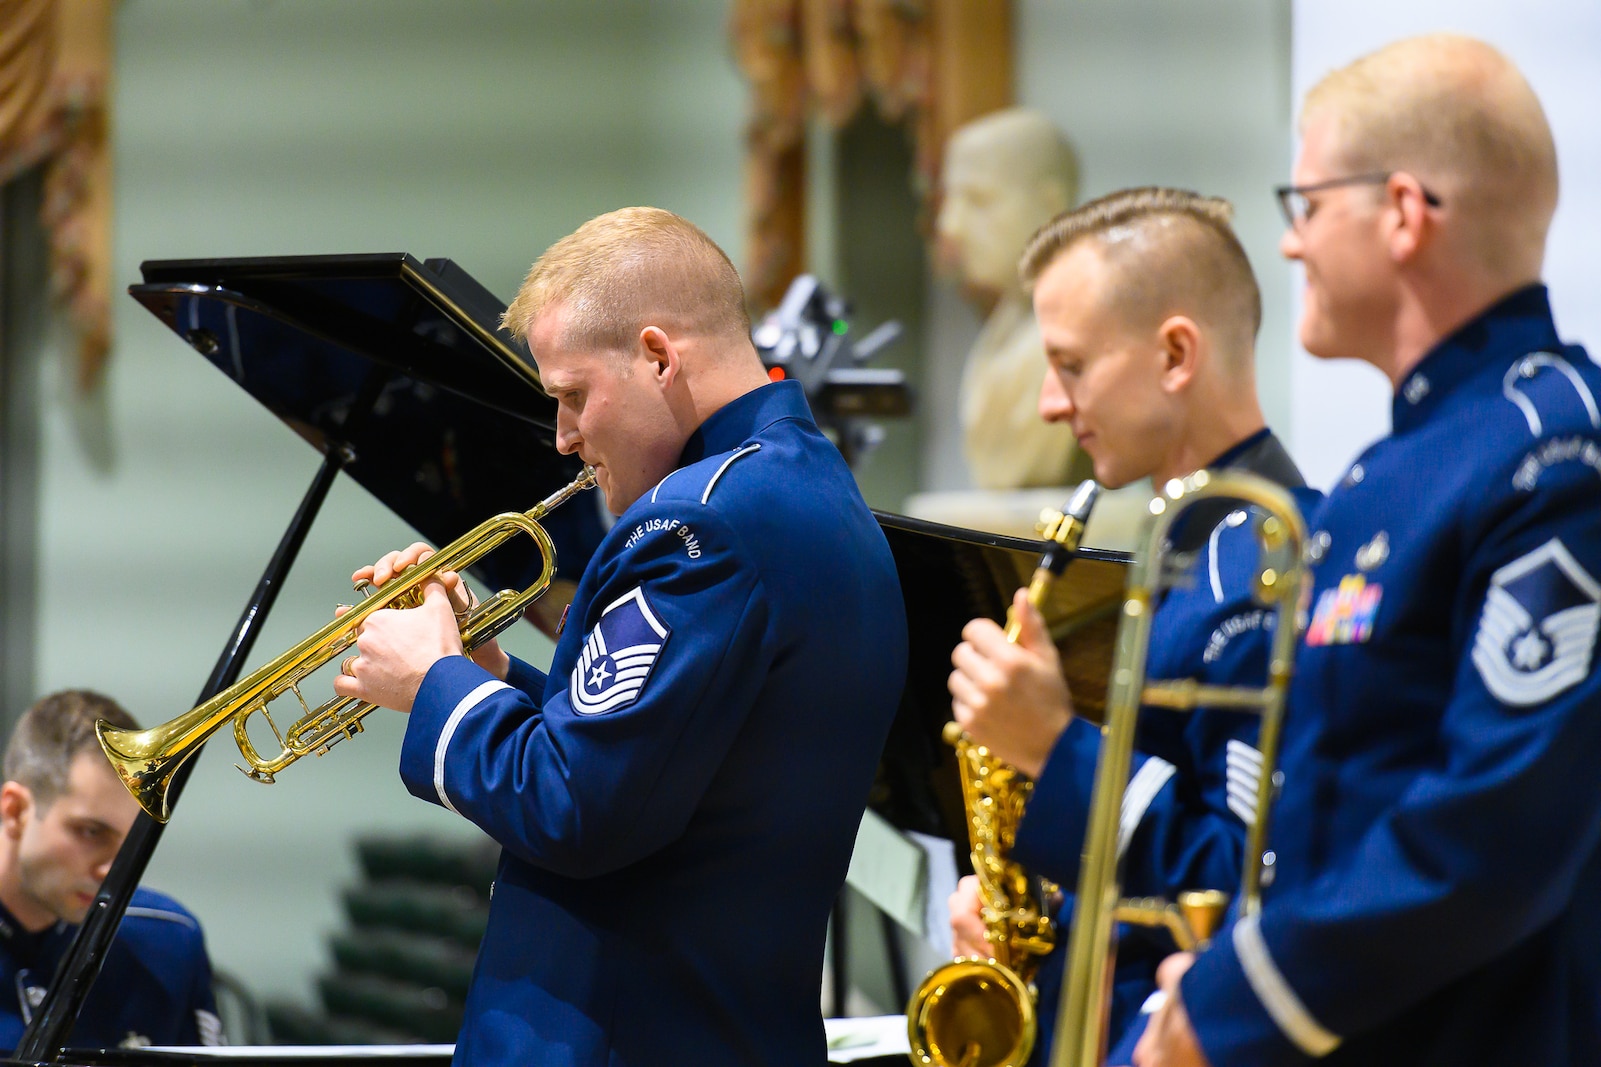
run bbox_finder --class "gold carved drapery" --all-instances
[729,0,1013,310]
[0,0,116,392]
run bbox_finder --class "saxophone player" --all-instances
[947,187,1319,1063]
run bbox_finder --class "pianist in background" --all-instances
[0,690,221,1050]
[335,207,908,1066]
[945,187,1317,1064]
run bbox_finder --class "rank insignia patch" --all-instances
[570,587,670,716]
[1472,538,1600,707]
[1305,574,1382,646]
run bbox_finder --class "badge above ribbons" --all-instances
[570,587,671,715]
[1472,538,1601,707]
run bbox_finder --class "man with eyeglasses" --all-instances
[1133,33,1601,1067]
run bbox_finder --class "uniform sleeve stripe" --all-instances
[434,680,512,814]
[1118,757,1177,858]
[1233,911,1341,1056]
[701,444,762,504]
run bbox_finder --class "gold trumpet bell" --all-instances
[908,956,1037,1067]
[97,717,185,823]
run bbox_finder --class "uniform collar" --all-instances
[1393,284,1561,435]
[677,379,812,466]
[1208,427,1271,471]
[0,896,65,964]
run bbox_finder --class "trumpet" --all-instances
[907,480,1101,1067]
[98,467,597,823]
[1050,469,1306,1067]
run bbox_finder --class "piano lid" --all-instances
[130,254,606,591]
[873,510,1129,842]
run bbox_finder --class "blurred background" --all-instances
[0,0,1596,1042]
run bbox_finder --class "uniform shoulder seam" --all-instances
[648,443,763,505]
[123,905,199,931]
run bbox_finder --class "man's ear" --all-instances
[1384,172,1433,263]
[1157,315,1202,394]
[637,326,682,388]
[0,782,34,840]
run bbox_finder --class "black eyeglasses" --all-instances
[1275,173,1442,228]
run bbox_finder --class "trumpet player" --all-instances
[1136,35,1601,1067]
[333,207,908,1067]
[947,187,1319,1063]
[0,691,220,1050]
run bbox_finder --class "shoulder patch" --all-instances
[1472,538,1600,707]
[1502,353,1601,437]
[570,587,671,715]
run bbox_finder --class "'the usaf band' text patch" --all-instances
[570,587,671,715]
[1472,538,1600,707]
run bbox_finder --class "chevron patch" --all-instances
[570,587,671,716]
[1226,739,1263,826]
[1472,538,1600,707]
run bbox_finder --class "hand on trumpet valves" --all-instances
[948,874,991,957]
[1130,952,1211,1067]
[346,541,509,680]
[332,579,465,713]
[948,588,1075,778]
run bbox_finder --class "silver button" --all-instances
[1346,463,1365,485]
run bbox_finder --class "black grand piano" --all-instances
[4,255,1127,1067]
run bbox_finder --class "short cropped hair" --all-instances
[501,207,751,355]
[1301,34,1557,271]
[5,690,137,805]
[1020,187,1262,355]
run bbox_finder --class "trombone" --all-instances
[1050,469,1306,1067]
[98,466,597,823]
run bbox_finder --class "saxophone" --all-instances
[906,481,1100,1067]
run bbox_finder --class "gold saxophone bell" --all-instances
[1050,469,1306,1067]
[907,481,1101,1067]
[97,466,598,823]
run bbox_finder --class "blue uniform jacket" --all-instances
[1011,431,1320,1062]
[0,887,220,1051]
[398,380,908,1067]
[1182,286,1601,1066]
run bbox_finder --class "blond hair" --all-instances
[1020,187,1261,358]
[1302,34,1557,272]
[5,690,137,806]
[502,207,750,354]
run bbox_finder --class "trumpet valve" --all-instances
[313,717,365,757]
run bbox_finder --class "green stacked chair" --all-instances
[264,833,498,1045]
